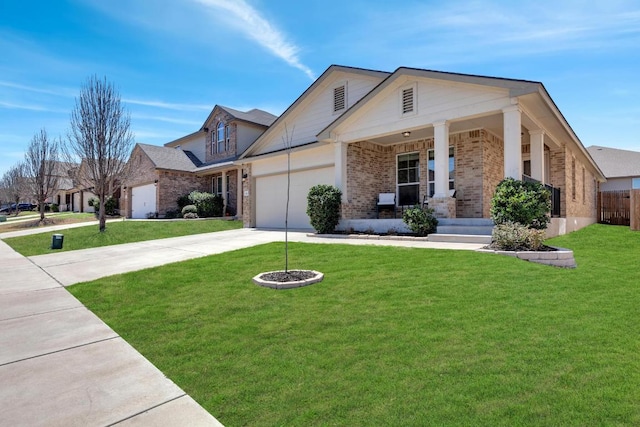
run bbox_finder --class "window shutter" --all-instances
[402,87,414,114]
[334,85,346,112]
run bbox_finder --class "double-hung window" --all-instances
[213,175,223,196]
[217,122,225,153]
[397,152,420,205]
[427,146,455,197]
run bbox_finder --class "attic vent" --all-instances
[402,87,414,114]
[334,84,346,112]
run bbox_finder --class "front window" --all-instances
[213,175,223,196]
[225,125,230,151]
[397,152,420,205]
[427,146,455,197]
[217,122,225,153]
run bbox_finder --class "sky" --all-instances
[1,0,639,176]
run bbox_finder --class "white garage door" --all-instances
[255,167,334,229]
[131,183,157,219]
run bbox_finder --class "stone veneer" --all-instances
[242,163,252,227]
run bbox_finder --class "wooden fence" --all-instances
[598,190,630,226]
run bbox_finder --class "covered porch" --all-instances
[332,104,565,234]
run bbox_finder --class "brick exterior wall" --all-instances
[157,171,209,216]
[205,111,237,164]
[343,129,505,220]
[121,147,158,218]
[549,146,566,217]
[242,164,252,227]
[209,171,239,215]
[481,130,505,218]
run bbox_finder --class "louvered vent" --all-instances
[402,87,414,114]
[334,85,346,112]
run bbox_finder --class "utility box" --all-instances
[51,234,64,250]
[0,215,6,222]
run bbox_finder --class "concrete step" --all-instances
[436,225,494,235]
[428,234,492,244]
[437,218,495,227]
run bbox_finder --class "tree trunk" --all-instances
[99,196,106,232]
[40,205,45,222]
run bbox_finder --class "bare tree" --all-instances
[1,163,27,216]
[24,128,61,222]
[66,76,134,232]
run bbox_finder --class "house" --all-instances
[587,145,640,191]
[237,65,605,237]
[121,106,277,219]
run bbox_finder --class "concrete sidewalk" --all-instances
[0,238,223,426]
[0,222,484,426]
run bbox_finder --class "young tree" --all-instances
[1,163,26,216]
[66,76,134,232]
[24,128,60,222]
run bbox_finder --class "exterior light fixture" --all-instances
[402,131,411,137]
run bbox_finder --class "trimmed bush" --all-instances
[51,203,59,212]
[492,221,546,251]
[188,191,223,218]
[307,185,342,234]
[182,205,198,218]
[402,206,438,236]
[164,209,180,219]
[490,178,551,230]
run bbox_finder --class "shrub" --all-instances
[145,211,157,219]
[490,178,551,230]
[402,206,438,236]
[177,194,191,211]
[183,212,198,219]
[87,196,118,215]
[51,203,59,212]
[307,185,342,234]
[164,209,180,219]
[188,191,223,217]
[491,222,546,251]
[181,205,198,217]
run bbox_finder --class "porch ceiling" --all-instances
[362,112,509,146]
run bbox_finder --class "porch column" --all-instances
[221,172,228,215]
[433,120,450,197]
[334,141,348,203]
[529,130,545,184]
[503,104,522,179]
[236,168,243,216]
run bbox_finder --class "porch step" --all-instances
[435,218,494,236]
[428,233,492,244]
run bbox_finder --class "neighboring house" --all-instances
[238,65,605,236]
[587,145,640,191]
[48,161,77,211]
[122,106,277,219]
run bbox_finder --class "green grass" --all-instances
[3,219,242,256]
[68,224,640,426]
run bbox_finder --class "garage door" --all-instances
[131,183,157,219]
[255,167,334,229]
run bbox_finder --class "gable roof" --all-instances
[137,143,199,172]
[201,105,277,130]
[317,66,543,140]
[239,65,391,159]
[587,145,640,178]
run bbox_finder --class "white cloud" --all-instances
[0,81,76,98]
[0,100,66,113]
[193,0,315,80]
[123,98,212,112]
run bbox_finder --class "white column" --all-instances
[334,141,348,203]
[503,105,522,179]
[433,120,450,197]
[529,130,545,184]
[236,168,243,216]
[221,172,228,214]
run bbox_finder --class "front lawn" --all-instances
[3,219,242,256]
[68,224,640,426]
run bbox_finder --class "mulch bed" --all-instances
[259,270,317,282]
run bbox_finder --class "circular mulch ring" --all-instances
[253,269,324,290]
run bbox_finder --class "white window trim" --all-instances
[400,82,417,117]
[210,131,216,154]
[332,81,348,115]
[427,146,455,197]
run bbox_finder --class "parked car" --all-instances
[0,203,36,212]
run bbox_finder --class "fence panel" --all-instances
[599,190,630,226]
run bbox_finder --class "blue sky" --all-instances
[1,0,639,176]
